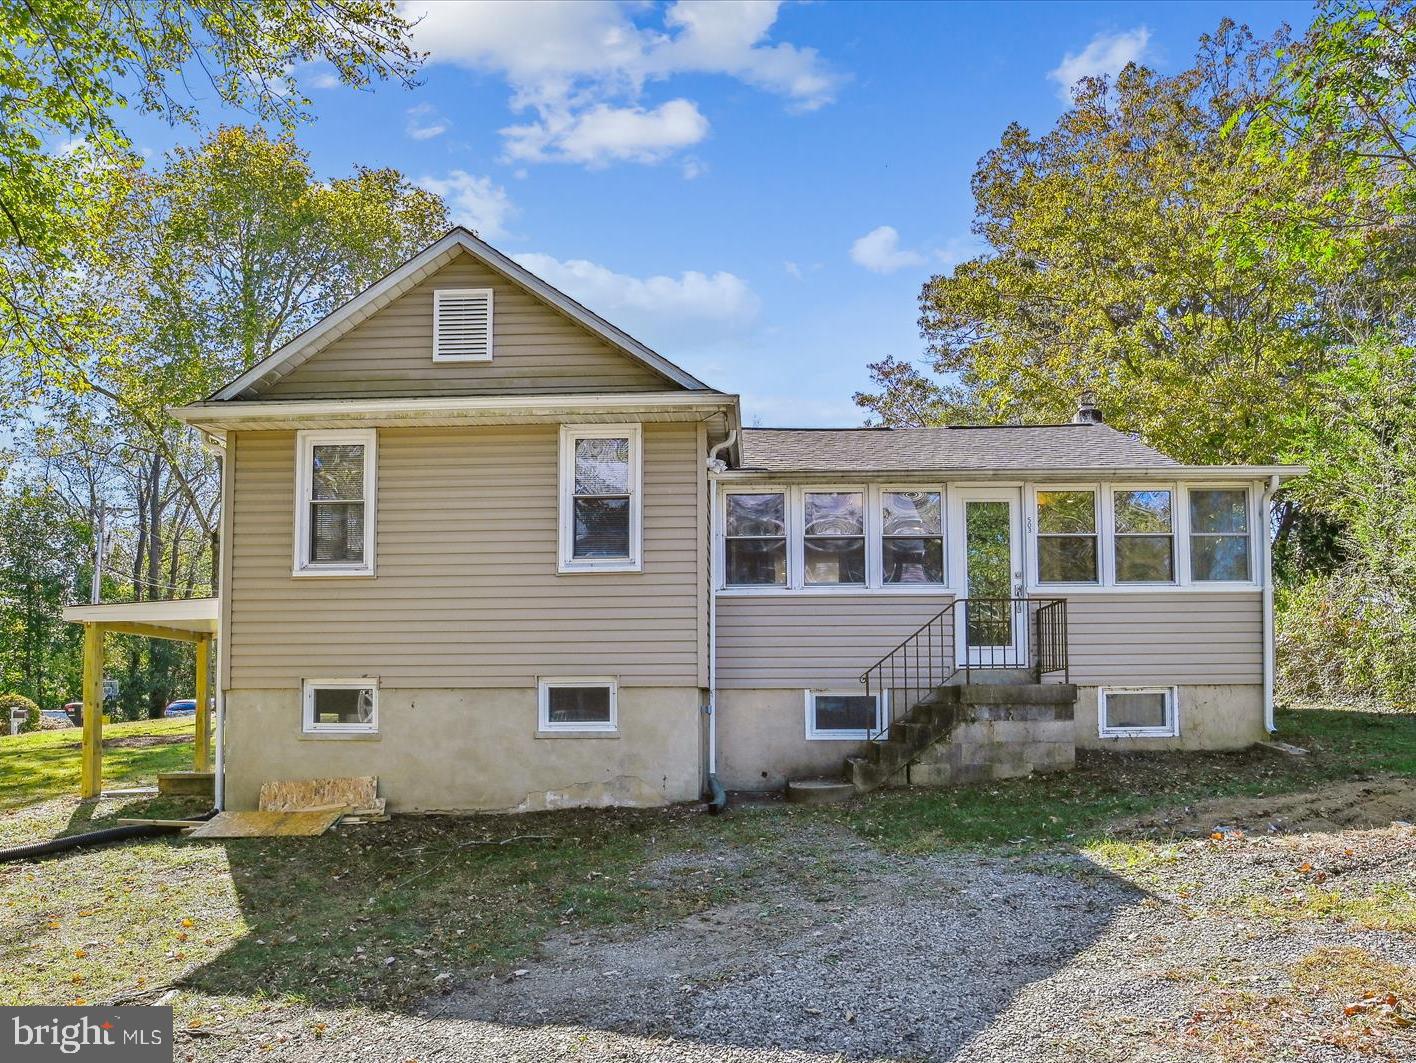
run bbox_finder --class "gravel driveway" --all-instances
[206,795,1416,1063]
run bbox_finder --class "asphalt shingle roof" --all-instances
[738,424,1180,473]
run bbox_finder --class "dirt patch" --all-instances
[1123,774,1416,837]
[102,733,189,749]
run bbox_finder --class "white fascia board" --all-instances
[210,228,710,400]
[714,465,1307,482]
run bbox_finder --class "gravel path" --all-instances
[200,816,1416,1063]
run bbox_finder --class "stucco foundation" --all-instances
[223,686,702,812]
[1074,684,1265,751]
[717,689,866,791]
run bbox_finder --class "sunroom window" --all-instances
[1035,489,1097,583]
[1189,489,1251,582]
[881,491,944,584]
[1114,489,1174,582]
[803,491,865,585]
[724,492,787,586]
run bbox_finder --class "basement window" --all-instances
[303,679,378,735]
[1098,686,1178,739]
[805,690,884,741]
[538,678,618,733]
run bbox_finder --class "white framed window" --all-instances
[433,288,493,362]
[1111,485,1176,584]
[802,489,867,586]
[880,489,945,585]
[1188,487,1253,583]
[559,424,642,573]
[805,689,886,741]
[724,490,788,586]
[1034,486,1099,584]
[538,677,618,733]
[294,429,376,577]
[1098,686,1178,739]
[302,679,378,735]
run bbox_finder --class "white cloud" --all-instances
[933,235,987,270]
[680,156,707,180]
[503,99,708,166]
[1048,28,1151,101]
[850,226,926,275]
[784,260,802,280]
[310,71,342,90]
[402,0,840,166]
[513,251,760,345]
[416,171,515,238]
[405,102,448,140]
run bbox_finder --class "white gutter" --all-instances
[717,465,1307,482]
[1262,473,1281,733]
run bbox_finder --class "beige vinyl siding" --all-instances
[1058,592,1262,685]
[227,423,702,688]
[261,253,673,399]
[716,594,955,689]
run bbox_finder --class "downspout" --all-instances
[203,432,230,810]
[703,430,737,814]
[1262,474,1280,734]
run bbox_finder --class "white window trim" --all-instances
[293,428,377,578]
[1028,483,1102,589]
[1098,685,1179,739]
[721,486,791,589]
[302,678,379,735]
[537,676,618,733]
[558,424,642,574]
[1184,483,1258,588]
[798,485,871,590]
[432,288,494,363]
[804,688,888,741]
[1105,482,1179,586]
[878,484,949,590]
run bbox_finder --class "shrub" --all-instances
[0,693,41,733]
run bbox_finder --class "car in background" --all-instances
[63,701,83,724]
[163,699,198,718]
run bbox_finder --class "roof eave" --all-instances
[717,465,1307,481]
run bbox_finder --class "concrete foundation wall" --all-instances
[1074,683,1264,751]
[716,689,865,791]
[224,686,702,812]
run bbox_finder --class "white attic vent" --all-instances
[433,288,493,362]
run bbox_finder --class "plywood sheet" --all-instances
[258,776,377,813]
[185,810,342,838]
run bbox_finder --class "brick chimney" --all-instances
[1073,391,1104,424]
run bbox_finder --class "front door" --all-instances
[951,488,1026,668]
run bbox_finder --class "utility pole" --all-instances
[90,503,106,604]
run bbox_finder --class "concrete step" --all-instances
[785,778,855,805]
[953,683,1078,706]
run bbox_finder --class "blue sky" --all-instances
[130,0,1312,426]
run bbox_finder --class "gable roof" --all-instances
[210,227,714,400]
[739,423,1181,473]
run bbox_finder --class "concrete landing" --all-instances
[785,778,855,805]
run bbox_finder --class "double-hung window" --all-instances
[724,492,788,586]
[1113,488,1175,583]
[559,425,641,572]
[1035,489,1098,583]
[1189,488,1252,582]
[294,429,376,576]
[803,491,865,585]
[881,490,944,584]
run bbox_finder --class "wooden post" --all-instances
[79,624,104,799]
[194,635,211,772]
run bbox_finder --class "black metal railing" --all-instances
[859,597,1069,743]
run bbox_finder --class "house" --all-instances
[152,228,1302,812]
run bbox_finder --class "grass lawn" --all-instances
[0,716,199,811]
[1,703,1413,1041]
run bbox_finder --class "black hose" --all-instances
[705,773,728,816]
[0,811,215,864]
